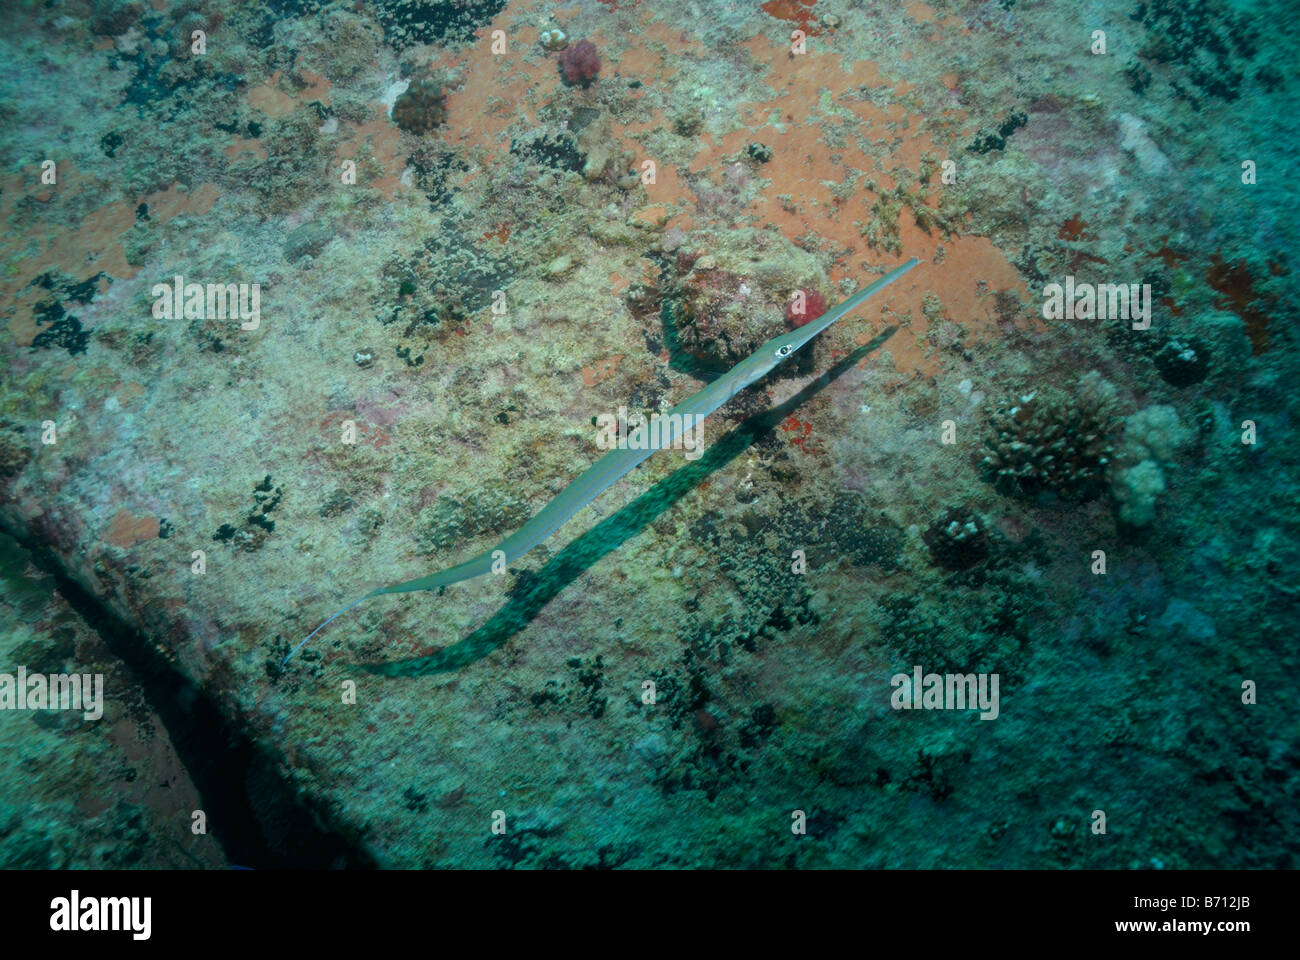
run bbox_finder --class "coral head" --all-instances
[559,39,601,86]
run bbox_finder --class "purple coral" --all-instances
[559,39,600,87]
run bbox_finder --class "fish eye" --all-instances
[775,344,793,358]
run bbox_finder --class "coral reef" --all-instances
[0,0,1296,875]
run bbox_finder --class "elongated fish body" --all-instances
[283,258,919,664]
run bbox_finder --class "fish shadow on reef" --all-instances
[365,328,897,677]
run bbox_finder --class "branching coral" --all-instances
[982,380,1118,502]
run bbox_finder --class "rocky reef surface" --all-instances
[0,0,1296,867]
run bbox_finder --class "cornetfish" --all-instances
[283,257,920,665]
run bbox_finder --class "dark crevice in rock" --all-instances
[0,526,376,870]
